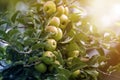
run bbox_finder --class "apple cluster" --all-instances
[34,0,90,77]
[43,0,70,53]
[35,0,70,73]
[34,0,87,76]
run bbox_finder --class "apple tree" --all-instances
[0,0,119,80]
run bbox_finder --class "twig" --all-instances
[12,47,32,54]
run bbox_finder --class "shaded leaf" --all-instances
[60,37,73,44]
[7,29,20,39]
[57,68,71,78]
[11,11,20,23]
[55,74,68,80]
[69,13,81,22]
[70,58,88,71]
[6,46,23,62]
[0,20,7,25]
[97,48,105,56]
[0,47,5,59]
[85,69,98,80]
[0,30,7,39]
[88,55,99,65]
[74,32,89,43]
[31,43,44,50]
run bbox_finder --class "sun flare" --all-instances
[88,0,120,31]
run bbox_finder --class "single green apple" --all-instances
[43,1,56,15]
[53,28,63,41]
[45,26,58,36]
[56,5,65,16]
[34,63,47,73]
[59,14,69,29]
[49,17,60,27]
[44,39,57,51]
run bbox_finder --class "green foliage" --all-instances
[0,0,119,80]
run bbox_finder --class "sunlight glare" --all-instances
[89,0,120,31]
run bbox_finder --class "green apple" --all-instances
[49,17,60,27]
[43,51,55,58]
[59,14,69,29]
[54,60,60,65]
[68,50,80,57]
[64,7,69,15]
[44,39,57,51]
[56,5,65,16]
[67,57,74,66]
[71,70,80,78]
[45,26,58,36]
[42,51,56,64]
[53,28,63,41]
[34,63,47,73]
[43,1,56,15]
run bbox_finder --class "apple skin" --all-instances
[67,57,74,66]
[45,26,62,40]
[59,14,69,29]
[56,5,65,16]
[42,51,56,64]
[53,28,63,41]
[45,26,58,36]
[43,1,56,15]
[64,7,69,15]
[49,17,60,27]
[71,70,80,78]
[34,63,47,73]
[44,39,57,51]
[43,51,55,58]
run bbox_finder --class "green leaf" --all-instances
[11,11,20,23]
[74,32,89,43]
[65,42,82,52]
[24,28,35,37]
[85,69,99,80]
[0,20,7,25]
[31,43,44,50]
[88,55,99,65]
[69,13,81,22]
[70,58,88,71]
[76,41,86,55]
[0,47,5,59]
[7,29,20,39]
[6,46,23,62]
[54,51,64,66]
[23,38,34,46]
[65,22,73,34]
[57,68,71,78]
[60,37,73,44]
[14,41,24,51]
[55,74,68,80]
[0,30,7,40]
[97,48,105,56]
[97,56,108,64]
